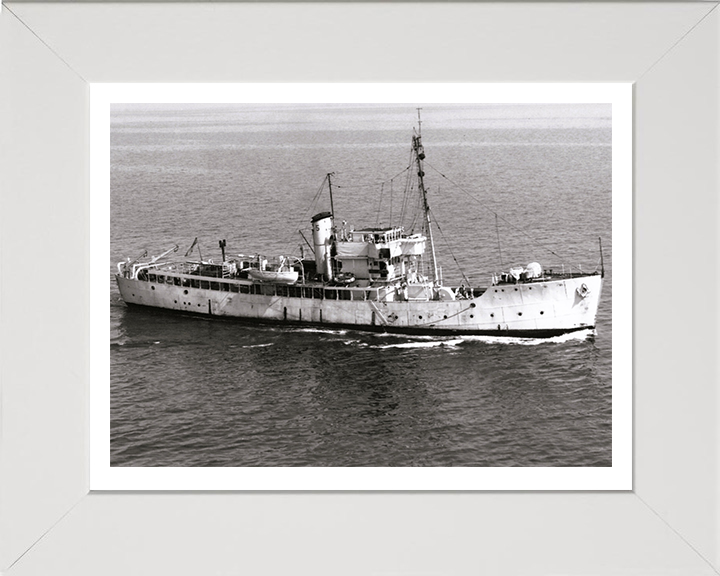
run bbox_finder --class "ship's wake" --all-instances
[371,338,466,349]
[458,329,595,346]
[286,327,349,336]
[367,328,595,349]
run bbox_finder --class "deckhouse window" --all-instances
[262,285,275,296]
[239,285,250,294]
[313,288,324,300]
[182,278,191,287]
[302,287,313,299]
[324,289,337,300]
[191,279,200,289]
[221,283,230,292]
[173,277,181,286]
[148,274,157,282]
[200,280,210,290]
[210,282,220,290]
[156,275,164,283]
[230,284,239,293]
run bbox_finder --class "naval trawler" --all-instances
[116,117,604,337]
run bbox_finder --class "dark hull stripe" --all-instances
[123,302,592,339]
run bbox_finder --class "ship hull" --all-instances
[116,273,602,337]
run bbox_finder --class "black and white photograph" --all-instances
[109,98,615,471]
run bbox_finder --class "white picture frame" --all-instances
[2,2,718,574]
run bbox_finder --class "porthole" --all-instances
[490,313,494,318]
[443,315,447,319]
[174,300,177,304]
[529,287,532,290]
[419,315,423,320]
[184,290,189,295]
[470,303,476,308]
[151,286,155,290]
[470,314,474,319]
[514,288,518,291]
[540,311,544,315]
[518,312,523,316]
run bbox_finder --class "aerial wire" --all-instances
[423,159,584,271]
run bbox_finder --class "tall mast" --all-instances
[413,109,439,283]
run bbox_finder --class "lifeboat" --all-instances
[247,268,299,284]
[247,256,300,284]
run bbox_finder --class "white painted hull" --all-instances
[116,274,602,337]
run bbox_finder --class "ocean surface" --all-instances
[110,103,612,467]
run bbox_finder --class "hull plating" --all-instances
[116,274,602,337]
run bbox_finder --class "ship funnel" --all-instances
[311,211,334,280]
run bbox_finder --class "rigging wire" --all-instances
[334,165,411,190]
[375,183,384,227]
[334,164,411,229]
[495,213,504,267]
[429,207,472,287]
[423,159,583,271]
[283,175,328,253]
[284,161,412,253]
[389,178,394,226]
